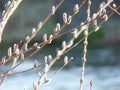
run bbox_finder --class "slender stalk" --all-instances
[0,0,23,42]
[80,0,91,90]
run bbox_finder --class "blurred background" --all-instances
[0,0,120,90]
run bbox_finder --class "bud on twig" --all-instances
[57,50,62,56]
[94,26,100,32]
[103,14,108,21]
[56,23,61,31]
[43,34,48,42]
[67,40,73,48]
[64,56,68,65]
[73,28,78,38]
[5,1,11,9]
[48,34,53,43]
[62,41,66,49]
[51,6,56,15]
[2,10,5,17]
[93,19,97,27]
[84,30,88,37]
[14,48,20,55]
[54,23,61,35]
[26,36,30,41]
[24,44,27,51]
[33,43,38,48]
[32,28,36,34]
[2,56,6,65]
[74,4,79,14]
[44,64,49,73]
[92,13,97,20]
[99,2,106,10]
[112,3,116,8]
[33,82,38,90]
[63,13,68,24]
[8,47,12,57]
[48,55,52,61]
[44,56,48,64]
[21,53,24,61]
[84,41,88,46]
[80,22,87,30]
[67,15,72,24]
[14,43,17,51]
[37,22,42,29]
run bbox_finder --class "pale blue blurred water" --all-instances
[0,48,120,90]
[0,65,120,90]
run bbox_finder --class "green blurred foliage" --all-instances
[88,28,105,49]
[88,29,104,43]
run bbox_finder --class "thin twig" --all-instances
[0,0,23,42]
